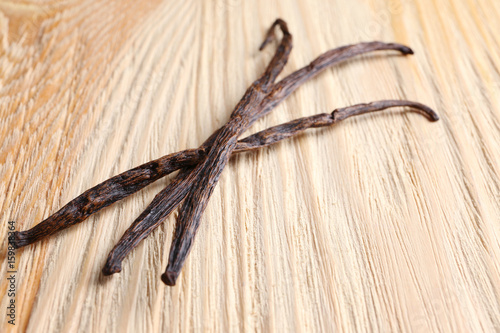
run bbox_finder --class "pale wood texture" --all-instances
[1,0,500,332]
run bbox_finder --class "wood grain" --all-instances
[1,0,499,332]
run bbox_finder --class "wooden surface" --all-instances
[1,0,500,332]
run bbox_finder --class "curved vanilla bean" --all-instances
[103,100,437,275]
[240,100,439,149]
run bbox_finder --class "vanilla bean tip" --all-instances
[399,45,414,55]
[387,43,413,55]
[102,261,122,275]
[161,271,179,286]
[258,41,269,51]
[259,18,290,51]
[397,101,440,121]
[423,106,440,121]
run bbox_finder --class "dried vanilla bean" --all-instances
[10,19,439,288]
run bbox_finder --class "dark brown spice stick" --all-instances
[102,100,437,275]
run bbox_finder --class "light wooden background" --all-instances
[1,0,499,332]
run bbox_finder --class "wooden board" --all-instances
[1,0,500,331]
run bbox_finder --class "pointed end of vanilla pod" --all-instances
[259,18,286,51]
[380,42,414,55]
[401,46,414,55]
[259,37,272,51]
[102,262,122,276]
[161,271,179,286]
[412,103,439,121]
[428,110,440,122]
